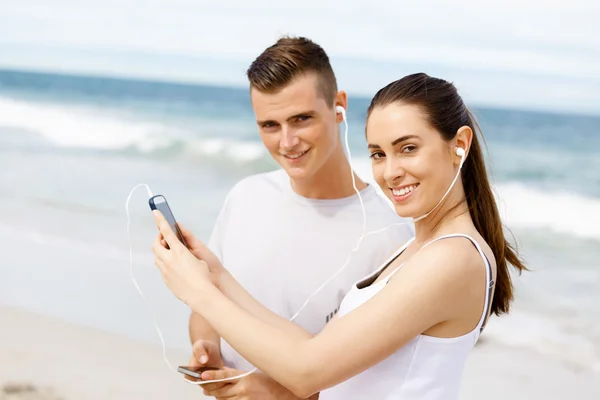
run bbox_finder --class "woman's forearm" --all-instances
[218,271,312,340]
[192,281,315,397]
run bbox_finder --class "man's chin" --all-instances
[283,165,311,181]
[276,156,312,179]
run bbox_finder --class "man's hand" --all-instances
[189,339,223,369]
[201,369,314,399]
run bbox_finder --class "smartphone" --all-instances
[177,365,220,380]
[148,194,188,248]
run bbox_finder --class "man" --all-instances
[188,36,413,399]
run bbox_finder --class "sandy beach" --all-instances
[2,306,599,400]
[0,306,205,400]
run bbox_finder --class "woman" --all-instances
[151,73,527,399]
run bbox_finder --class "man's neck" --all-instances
[290,148,368,200]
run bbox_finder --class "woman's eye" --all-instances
[369,152,384,160]
[402,145,417,153]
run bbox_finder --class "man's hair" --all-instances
[246,36,338,107]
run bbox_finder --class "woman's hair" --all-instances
[367,73,527,316]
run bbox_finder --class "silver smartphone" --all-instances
[148,194,188,248]
[177,365,220,380]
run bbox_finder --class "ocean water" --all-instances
[1,69,599,372]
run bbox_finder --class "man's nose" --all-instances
[280,127,300,150]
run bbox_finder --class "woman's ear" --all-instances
[454,125,473,160]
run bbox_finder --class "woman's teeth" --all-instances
[392,185,417,196]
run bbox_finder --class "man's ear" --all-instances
[334,90,348,124]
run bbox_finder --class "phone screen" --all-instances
[149,195,187,246]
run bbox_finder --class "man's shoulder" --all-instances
[362,191,415,239]
[362,190,403,220]
[226,169,286,199]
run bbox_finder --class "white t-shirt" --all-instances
[207,169,414,371]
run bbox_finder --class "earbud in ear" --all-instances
[455,147,465,158]
[335,106,346,123]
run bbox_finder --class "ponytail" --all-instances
[463,109,527,315]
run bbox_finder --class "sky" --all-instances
[1,0,599,115]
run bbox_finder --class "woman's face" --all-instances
[366,103,460,219]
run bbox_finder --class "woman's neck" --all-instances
[413,191,471,245]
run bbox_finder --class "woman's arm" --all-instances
[210,237,412,342]
[191,238,485,398]
[217,269,313,340]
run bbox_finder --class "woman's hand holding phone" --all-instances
[155,224,227,290]
[148,195,227,291]
[152,210,219,310]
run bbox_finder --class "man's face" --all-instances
[250,73,341,182]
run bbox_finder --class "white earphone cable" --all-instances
[126,183,176,373]
[412,149,466,223]
[340,107,367,238]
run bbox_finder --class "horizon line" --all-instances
[1,65,600,120]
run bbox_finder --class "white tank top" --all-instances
[319,234,494,400]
